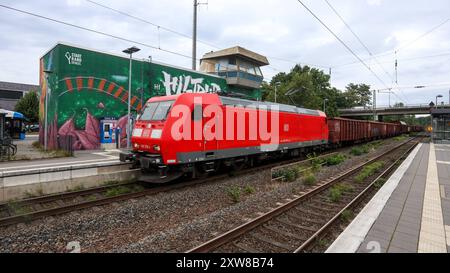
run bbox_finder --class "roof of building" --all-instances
[0,81,39,92]
[201,46,270,66]
[0,99,19,111]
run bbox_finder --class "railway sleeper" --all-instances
[274,217,317,233]
[263,224,309,241]
[248,232,292,252]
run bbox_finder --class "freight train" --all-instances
[120,93,422,182]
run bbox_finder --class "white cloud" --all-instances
[0,0,449,106]
[367,0,382,6]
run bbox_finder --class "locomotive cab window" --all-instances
[139,100,174,121]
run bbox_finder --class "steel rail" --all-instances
[293,139,420,252]
[186,137,418,253]
[0,149,335,227]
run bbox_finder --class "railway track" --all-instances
[187,137,422,253]
[0,149,340,228]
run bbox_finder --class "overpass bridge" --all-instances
[339,104,450,119]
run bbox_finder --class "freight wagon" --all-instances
[122,93,420,182]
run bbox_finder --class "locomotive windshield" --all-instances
[139,100,174,121]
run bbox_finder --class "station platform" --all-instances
[0,150,138,202]
[327,142,450,253]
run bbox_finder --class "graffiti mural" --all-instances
[39,43,230,150]
[161,71,222,96]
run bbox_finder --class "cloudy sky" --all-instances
[0,0,449,106]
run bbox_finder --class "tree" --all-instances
[262,65,344,117]
[342,83,372,108]
[15,91,39,123]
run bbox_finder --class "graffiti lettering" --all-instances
[162,71,221,96]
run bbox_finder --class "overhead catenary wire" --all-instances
[86,0,222,50]
[323,0,395,83]
[0,3,194,60]
[333,18,450,68]
[87,0,328,73]
[296,0,402,103]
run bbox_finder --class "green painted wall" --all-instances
[39,43,260,150]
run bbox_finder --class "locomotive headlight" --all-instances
[134,143,140,149]
[151,129,162,139]
[132,128,143,137]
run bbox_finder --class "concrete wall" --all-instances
[0,163,139,202]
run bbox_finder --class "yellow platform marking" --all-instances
[418,143,448,253]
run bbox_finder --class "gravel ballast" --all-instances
[0,138,404,253]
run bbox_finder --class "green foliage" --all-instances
[307,153,324,172]
[374,178,387,189]
[303,171,316,185]
[351,144,372,156]
[326,153,346,166]
[350,147,364,156]
[341,210,354,222]
[342,83,372,108]
[227,186,242,203]
[329,187,342,202]
[7,200,33,215]
[104,186,132,197]
[14,91,39,123]
[283,168,298,182]
[261,65,370,117]
[328,183,354,202]
[355,162,385,182]
[394,135,407,141]
[244,185,255,194]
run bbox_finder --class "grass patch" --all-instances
[374,178,387,189]
[350,147,364,156]
[243,185,255,194]
[86,195,97,202]
[31,141,72,158]
[394,135,407,141]
[103,180,127,186]
[104,186,133,197]
[355,161,385,183]
[7,201,32,216]
[302,171,316,186]
[328,183,354,203]
[226,186,242,203]
[317,238,329,247]
[350,143,374,156]
[326,153,346,166]
[341,209,354,222]
[308,153,325,172]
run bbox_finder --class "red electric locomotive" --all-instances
[121,93,421,183]
[121,93,328,182]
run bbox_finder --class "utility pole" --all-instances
[192,0,198,70]
[373,90,377,121]
[192,0,208,71]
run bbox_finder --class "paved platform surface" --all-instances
[327,142,450,253]
[0,149,121,172]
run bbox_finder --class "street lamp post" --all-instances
[123,46,141,149]
[436,94,443,109]
[323,98,328,113]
